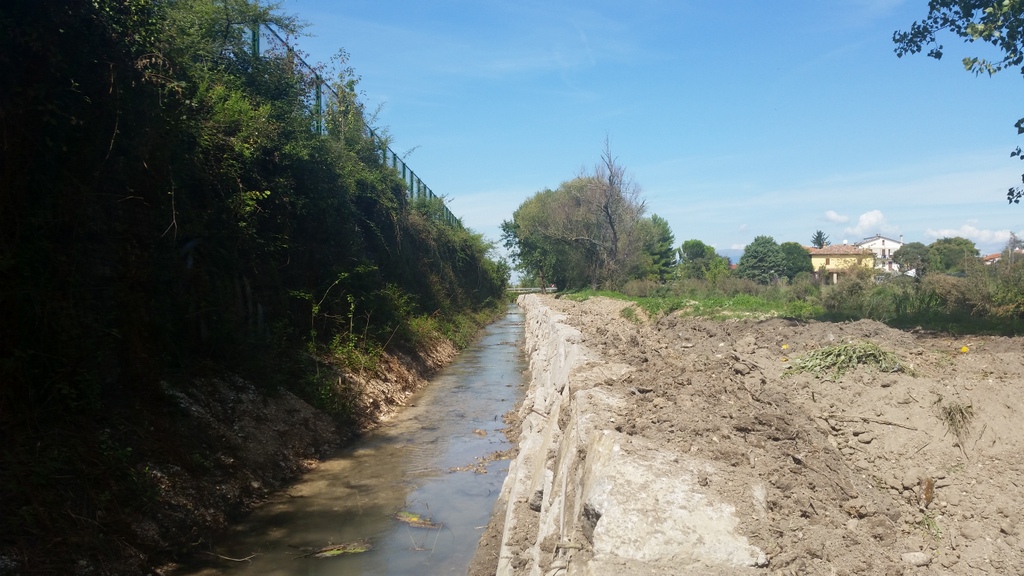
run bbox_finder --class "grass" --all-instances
[619,306,641,323]
[561,273,1024,337]
[783,341,907,380]
[564,289,823,321]
[555,276,1024,339]
[918,511,943,540]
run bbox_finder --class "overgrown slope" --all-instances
[0,1,507,573]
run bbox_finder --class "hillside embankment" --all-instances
[472,294,1024,575]
[0,339,457,576]
[144,340,459,574]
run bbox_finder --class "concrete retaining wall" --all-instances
[493,295,766,575]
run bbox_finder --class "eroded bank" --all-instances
[480,293,1024,576]
[480,294,765,576]
[170,304,528,575]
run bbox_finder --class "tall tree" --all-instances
[893,242,931,277]
[639,214,676,282]
[894,2,1024,203]
[501,143,649,289]
[737,236,786,284]
[678,239,723,280]
[929,236,980,274]
[586,141,648,285]
[780,241,814,280]
[810,230,830,248]
[1001,232,1024,266]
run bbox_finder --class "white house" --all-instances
[854,234,904,272]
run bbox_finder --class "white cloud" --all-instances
[924,224,1018,246]
[844,210,899,238]
[824,210,849,223]
[730,243,746,250]
[738,223,749,232]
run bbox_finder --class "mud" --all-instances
[146,340,458,574]
[475,294,1024,576]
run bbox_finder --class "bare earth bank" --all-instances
[473,295,1024,576]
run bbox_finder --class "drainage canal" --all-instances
[177,303,527,575]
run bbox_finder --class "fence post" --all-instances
[315,82,323,134]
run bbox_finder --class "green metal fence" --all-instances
[253,24,460,228]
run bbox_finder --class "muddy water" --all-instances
[180,304,526,576]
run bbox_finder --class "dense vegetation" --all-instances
[503,165,1024,333]
[503,151,1024,335]
[1,0,506,572]
[578,234,1024,336]
[500,144,675,290]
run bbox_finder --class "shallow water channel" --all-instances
[180,304,527,576]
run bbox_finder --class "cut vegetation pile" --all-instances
[784,341,907,380]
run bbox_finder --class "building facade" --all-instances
[854,235,904,272]
[807,244,875,284]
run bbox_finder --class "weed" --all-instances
[918,511,943,539]
[619,306,640,324]
[939,402,975,456]
[784,341,907,380]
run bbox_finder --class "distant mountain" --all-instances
[718,248,743,265]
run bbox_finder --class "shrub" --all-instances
[621,278,664,298]
[788,271,820,302]
[822,267,874,316]
[921,273,990,317]
[714,275,763,298]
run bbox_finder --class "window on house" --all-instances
[825,258,830,265]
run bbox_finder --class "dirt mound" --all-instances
[531,295,1024,575]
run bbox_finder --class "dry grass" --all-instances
[939,401,975,455]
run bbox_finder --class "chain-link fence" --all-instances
[253,24,460,228]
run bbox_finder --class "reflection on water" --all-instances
[176,304,526,576]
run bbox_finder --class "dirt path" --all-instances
[488,295,1024,575]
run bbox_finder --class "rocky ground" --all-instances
[476,295,1024,576]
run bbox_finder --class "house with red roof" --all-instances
[806,243,875,284]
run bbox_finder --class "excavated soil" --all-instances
[478,295,1024,576]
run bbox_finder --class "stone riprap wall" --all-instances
[493,295,766,576]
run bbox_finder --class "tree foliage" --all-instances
[502,144,657,289]
[1002,231,1024,262]
[892,237,981,276]
[811,230,831,248]
[737,236,786,284]
[929,236,981,274]
[893,242,932,276]
[894,1,1024,202]
[640,214,677,282]
[678,239,728,281]
[780,241,814,280]
[0,0,507,571]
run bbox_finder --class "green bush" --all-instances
[787,271,821,302]
[713,275,764,298]
[822,267,875,317]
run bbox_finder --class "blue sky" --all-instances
[278,0,1023,263]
